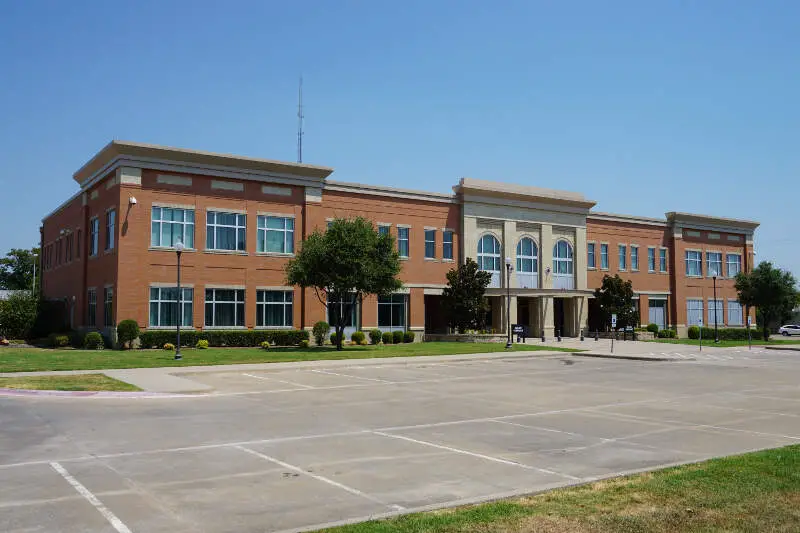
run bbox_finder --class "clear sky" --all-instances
[1,1,797,273]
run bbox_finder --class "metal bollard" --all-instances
[595,330,599,341]
[580,329,584,341]
[557,329,561,342]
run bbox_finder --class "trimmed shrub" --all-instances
[116,319,140,349]
[392,330,404,344]
[330,332,342,345]
[137,329,308,349]
[698,327,762,341]
[382,331,394,345]
[48,333,70,347]
[313,321,330,346]
[646,323,659,334]
[196,339,209,349]
[369,329,382,345]
[69,330,86,349]
[84,331,104,350]
[657,329,677,338]
[260,341,270,350]
[687,326,700,339]
[163,343,175,351]
[299,339,310,348]
[403,331,415,343]
[351,331,366,345]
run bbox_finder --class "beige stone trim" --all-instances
[149,282,196,288]
[727,235,742,242]
[205,284,246,290]
[156,174,192,186]
[153,202,195,210]
[203,249,248,256]
[211,179,244,192]
[256,211,295,218]
[256,286,294,291]
[255,252,295,258]
[119,166,142,185]
[325,180,455,204]
[423,288,444,295]
[708,233,721,240]
[206,206,246,215]
[90,190,99,200]
[149,246,197,252]
[261,184,292,196]
[304,186,323,203]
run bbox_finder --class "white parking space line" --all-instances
[311,369,395,384]
[50,461,133,533]
[372,431,581,481]
[241,372,315,389]
[233,445,404,510]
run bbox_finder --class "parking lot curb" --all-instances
[570,353,679,362]
[0,388,193,398]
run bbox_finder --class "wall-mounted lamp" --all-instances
[129,196,138,205]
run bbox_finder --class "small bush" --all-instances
[392,330,404,344]
[137,329,308,349]
[48,333,70,348]
[657,329,677,338]
[687,326,700,339]
[163,343,175,351]
[403,331,415,343]
[351,331,366,344]
[84,331,104,350]
[116,319,140,349]
[260,341,270,350]
[330,332,343,345]
[369,329,382,345]
[313,321,330,346]
[646,323,659,334]
[196,339,209,349]
[299,339,310,348]
[69,330,86,349]
[382,331,394,345]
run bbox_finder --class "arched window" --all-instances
[477,234,501,287]
[516,237,538,288]
[553,240,574,289]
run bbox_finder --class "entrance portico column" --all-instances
[541,296,554,339]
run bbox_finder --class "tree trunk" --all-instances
[763,325,769,342]
[336,325,344,351]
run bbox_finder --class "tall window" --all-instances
[378,225,390,236]
[77,230,81,260]
[708,299,724,327]
[727,300,744,326]
[600,243,609,269]
[618,244,627,271]
[516,237,538,288]
[328,293,359,331]
[87,289,97,326]
[553,240,574,289]
[631,246,639,271]
[726,254,741,278]
[66,233,73,262]
[256,290,293,327]
[687,299,704,326]
[205,289,245,327]
[151,207,195,248]
[378,294,407,332]
[257,216,294,254]
[398,227,409,257]
[648,247,656,272]
[659,248,667,272]
[706,252,722,277]
[685,250,702,276]
[89,217,99,256]
[587,242,596,269]
[443,230,453,260]
[424,229,436,259]
[477,233,501,287]
[105,210,116,251]
[103,287,114,327]
[206,211,246,251]
[149,287,193,327]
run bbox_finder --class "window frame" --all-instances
[726,253,742,278]
[424,228,436,259]
[631,245,639,271]
[87,288,97,327]
[553,240,574,275]
[686,298,704,327]
[149,286,193,328]
[105,209,116,251]
[377,294,408,332]
[151,206,195,249]
[442,230,454,260]
[685,250,702,277]
[204,288,246,328]
[378,224,391,237]
[659,247,668,273]
[727,299,743,326]
[477,233,501,272]
[256,215,295,255]
[587,242,596,269]
[600,243,609,270]
[89,217,99,257]
[618,244,627,271]
[206,210,247,252]
[256,290,293,328]
[103,287,114,327]
[706,251,723,278]
[397,226,410,258]
[516,237,538,274]
[707,298,724,327]
[647,246,656,272]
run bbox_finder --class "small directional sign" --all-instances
[611,314,617,328]
[747,316,752,327]
[698,318,703,327]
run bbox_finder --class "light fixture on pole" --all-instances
[175,240,185,360]
[505,256,513,349]
[712,274,719,343]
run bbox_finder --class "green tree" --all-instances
[593,274,638,330]
[441,258,492,333]
[0,291,38,339]
[286,218,402,351]
[735,262,799,341]
[0,247,40,291]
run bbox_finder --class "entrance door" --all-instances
[554,298,565,336]
[648,299,667,329]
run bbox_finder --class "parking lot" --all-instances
[2,347,799,533]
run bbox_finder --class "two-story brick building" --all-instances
[40,141,758,341]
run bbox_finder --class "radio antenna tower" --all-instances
[297,76,304,163]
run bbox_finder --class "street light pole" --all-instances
[32,255,37,294]
[175,240,185,360]
[505,256,513,349]
[712,275,719,343]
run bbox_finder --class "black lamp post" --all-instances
[175,240,185,360]
[712,274,719,343]
[505,256,513,349]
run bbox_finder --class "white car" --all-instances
[778,325,800,336]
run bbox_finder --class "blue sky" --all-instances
[1,1,797,273]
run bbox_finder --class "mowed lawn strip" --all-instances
[0,342,578,373]
[646,338,800,348]
[0,374,141,391]
[319,445,800,533]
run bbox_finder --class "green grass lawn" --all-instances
[646,337,800,348]
[0,342,577,373]
[0,374,141,391]
[319,445,800,533]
